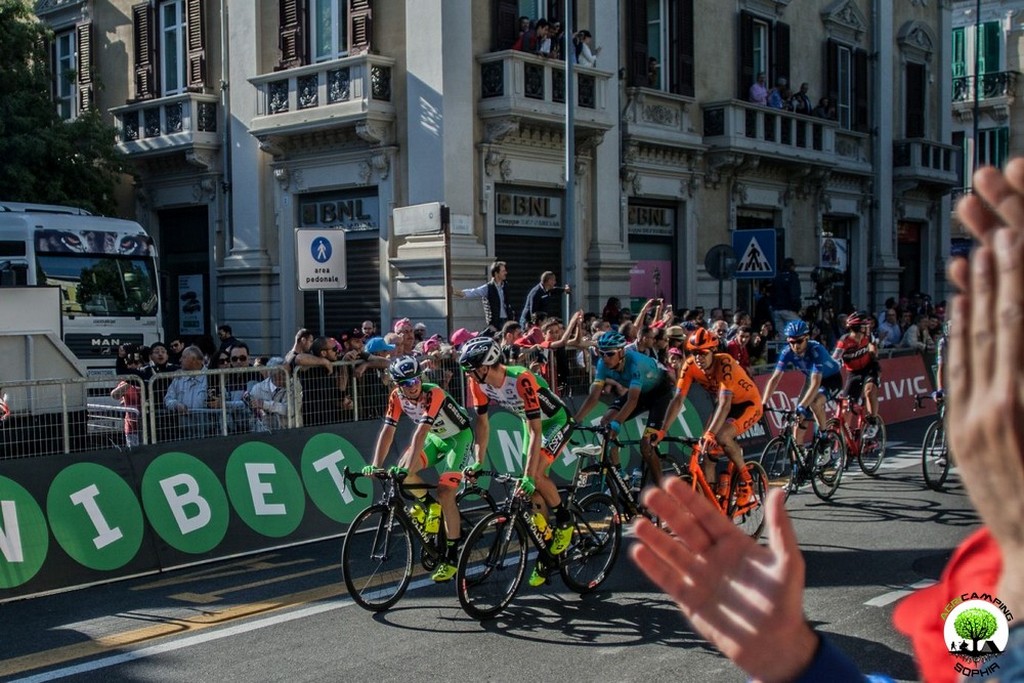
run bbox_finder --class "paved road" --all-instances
[1,417,975,682]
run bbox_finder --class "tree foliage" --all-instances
[954,607,998,650]
[0,0,128,215]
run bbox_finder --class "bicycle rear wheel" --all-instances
[857,415,886,476]
[810,429,846,500]
[341,505,414,612]
[456,511,528,620]
[561,492,621,593]
[727,462,768,539]
[921,420,949,491]
[759,436,795,500]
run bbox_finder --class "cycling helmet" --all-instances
[845,310,870,329]
[596,331,627,352]
[458,336,502,370]
[784,319,810,339]
[686,327,718,352]
[388,355,422,383]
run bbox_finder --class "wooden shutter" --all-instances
[825,39,838,106]
[348,0,373,56]
[738,11,754,99]
[277,0,307,70]
[545,0,576,27]
[772,21,789,88]
[132,2,158,100]
[669,0,694,96]
[76,23,94,111]
[904,62,925,138]
[853,48,868,133]
[979,21,1000,75]
[951,27,965,78]
[494,0,518,51]
[626,0,648,87]
[186,0,206,89]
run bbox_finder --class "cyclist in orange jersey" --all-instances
[661,328,763,503]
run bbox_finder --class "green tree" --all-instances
[0,0,128,215]
[954,607,998,653]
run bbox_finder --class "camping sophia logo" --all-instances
[942,593,1013,678]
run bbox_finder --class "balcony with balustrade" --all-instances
[111,92,220,160]
[249,53,396,146]
[952,71,1018,121]
[477,51,615,140]
[700,100,872,176]
[892,139,960,191]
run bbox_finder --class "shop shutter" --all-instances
[669,0,694,96]
[304,237,381,335]
[349,0,373,56]
[495,234,564,324]
[626,0,648,87]
[738,11,754,99]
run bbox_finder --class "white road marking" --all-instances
[864,579,938,607]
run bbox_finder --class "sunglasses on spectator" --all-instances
[398,377,421,388]
[231,355,248,362]
[218,356,229,363]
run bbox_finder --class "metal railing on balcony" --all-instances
[249,54,396,136]
[111,92,220,154]
[478,51,613,130]
[952,71,1019,102]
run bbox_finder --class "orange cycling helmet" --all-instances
[686,327,718,352]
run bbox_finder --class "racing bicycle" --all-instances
[759,407,846,501]
[339,467,496,612]
[827,394,886,476]
[915,394,949,490]
[455,452,621,620]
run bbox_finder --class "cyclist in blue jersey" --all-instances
[573,331,675,484]
[760,320,843,449]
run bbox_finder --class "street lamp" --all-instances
[973,0,981,170]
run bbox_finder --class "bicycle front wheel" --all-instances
[759,436,796,500]
[921,420,949,491]
[857,415,887,476]
[810,429,846,500]
[561,492,622,593]
[727,462,768,539]
[456,511,528,620]
[341,505,414,612]
[456,487,498,538]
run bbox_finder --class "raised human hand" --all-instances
[630,480,817,682]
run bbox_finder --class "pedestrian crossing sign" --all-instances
[732,229,776,280]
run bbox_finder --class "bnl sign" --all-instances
[732,229,776,280]
[296,229,347,290]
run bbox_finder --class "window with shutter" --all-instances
[76,23,94,112]
[186,0,206,89]
[348,0,372,57]
[951,27,965,78]
[494,0,518,51]
[978,21,1000,75]
[277,0,308,69]
[160,0,188,95]
[132,2,158,100]
[669,0,694,96]
[738,11,786,100]
[55,29,77,119]
[904,62,925,138]
[627,0,691,93]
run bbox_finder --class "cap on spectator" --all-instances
[666,325,687,341]
[414,322,427,332]
[450,328,477,346]
[365,336,396,353]
[422,335,442,353]
[393,317,412,333]
[266,356,286,368]
[668,347,685,357]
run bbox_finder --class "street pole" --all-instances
[973,0,981,171]
[563,0,576,322]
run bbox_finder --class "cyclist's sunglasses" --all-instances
[787,336,808,346]
[398,377,421,388]
[600,349,621,357]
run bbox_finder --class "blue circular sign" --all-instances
[311,237,332,263]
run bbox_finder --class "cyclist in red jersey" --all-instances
[831,311,881,436]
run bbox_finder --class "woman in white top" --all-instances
[574,30,600,67]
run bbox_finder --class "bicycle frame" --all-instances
[831,396,865,458]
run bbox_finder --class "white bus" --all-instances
[0,202,163,378]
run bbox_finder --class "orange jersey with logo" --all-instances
[675,352,761,405]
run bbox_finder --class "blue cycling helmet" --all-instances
[596,331,627,352]
[784,320,809,339]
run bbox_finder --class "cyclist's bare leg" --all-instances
[436,474,461,541]
[527,453,561,517]
[810,394,828,433]
[864,380,879,418]
[716,421,750,482]
[640,434,661,485]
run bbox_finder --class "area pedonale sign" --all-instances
[0,401,706,600]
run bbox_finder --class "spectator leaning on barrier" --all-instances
[163,345,216,439]
[247,357,291,431]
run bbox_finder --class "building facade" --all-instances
[35,0,957,354]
